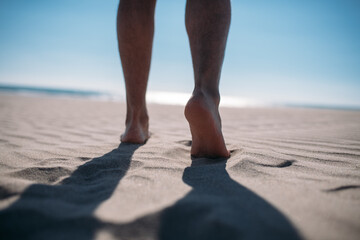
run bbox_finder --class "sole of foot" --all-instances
[185,92,230,159]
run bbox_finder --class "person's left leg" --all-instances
[117,0,156,144]
[184,0,231,158]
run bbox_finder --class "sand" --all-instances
[0,94,359,240]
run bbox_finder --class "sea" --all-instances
[0,84,358,111]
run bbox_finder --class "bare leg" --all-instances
[117,0,156,143]
[185,0,231,158]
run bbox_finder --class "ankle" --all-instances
[192,88,220,106]
[125,106,149,125]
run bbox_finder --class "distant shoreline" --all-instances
[0,84,102,97]
[0,84,359,111]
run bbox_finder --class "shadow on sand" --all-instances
[0,143,140,239]
[158,158,301,240]
[0,144,301,240]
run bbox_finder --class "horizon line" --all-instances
[0,83,359,111]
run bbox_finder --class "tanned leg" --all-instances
[184,0,231,158]
[117,0,156,143]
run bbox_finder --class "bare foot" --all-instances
[184,91,230,158]
[121,112,149,144]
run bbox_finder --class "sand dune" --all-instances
[0,94,359,240]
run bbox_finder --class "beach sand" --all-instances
[0,94,359,240]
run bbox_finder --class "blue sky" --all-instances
[0,0,359,107]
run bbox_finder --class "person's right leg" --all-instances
[117,0,156,143]
[185,0,231,158]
